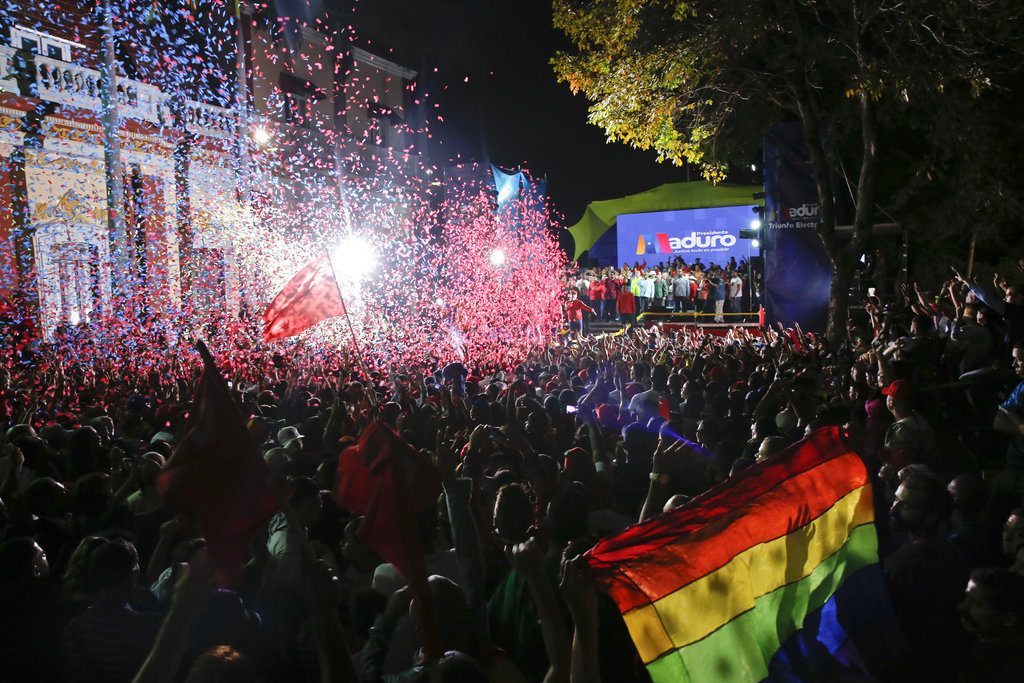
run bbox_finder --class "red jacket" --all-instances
[566,299,595,321]
[617,290,636,314]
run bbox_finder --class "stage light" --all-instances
[252,125,272,146]
[750,219,762,230]
[333,235,377,279]
[751,239,761,248]
[750,163,757,172]
[489,248,507,268]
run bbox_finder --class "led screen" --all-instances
[616,205,758,268]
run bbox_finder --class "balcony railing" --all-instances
[3,47,416,165]
[182,99,235,140]
[14,52,236,139]
[33,55,174,126]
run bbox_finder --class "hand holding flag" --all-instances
[336,421,443,660]
[157,341,279,585]
[586,427,903,682]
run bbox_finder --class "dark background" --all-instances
[346,0,691,225]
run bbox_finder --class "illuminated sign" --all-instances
[618,205,756,266]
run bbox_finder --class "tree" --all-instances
[552,0,1020,337]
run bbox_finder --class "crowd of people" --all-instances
[2,261,1024,682]
[568,257,760,330]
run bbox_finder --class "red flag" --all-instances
[262,253,346,343]
[158,343,279,584]
[336,421,443,659]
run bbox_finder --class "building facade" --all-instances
[0,1,416,335]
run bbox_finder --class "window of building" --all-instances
[282,90,311,127]
[10,26,77,62]
[279,72,323,128]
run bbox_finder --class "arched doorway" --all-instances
[33,221,111,334]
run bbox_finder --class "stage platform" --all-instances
[585,311,763,337]
[636,310,763,331]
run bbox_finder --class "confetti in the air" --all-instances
[0,0,568,387]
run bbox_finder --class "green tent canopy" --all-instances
[567,181,762,260]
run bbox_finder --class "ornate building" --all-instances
[0,1,416,334]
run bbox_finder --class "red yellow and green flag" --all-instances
[586,427,896,682]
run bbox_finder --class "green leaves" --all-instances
[552,0,1017,186]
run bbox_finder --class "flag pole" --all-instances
[324,249,377,406]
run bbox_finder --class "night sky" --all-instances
[351,0,690,226]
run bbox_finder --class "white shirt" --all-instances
[729,276,743,298]
[628,388,669,422]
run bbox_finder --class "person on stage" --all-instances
[565,288,595,335]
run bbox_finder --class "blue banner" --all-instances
[616,206,756,269]
[763,123,832,331]
[491,165,522,209]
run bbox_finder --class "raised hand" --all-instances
[559,550,598,622]
[169,551,215,619]
[510,536,546,579]
[434,432,459,484]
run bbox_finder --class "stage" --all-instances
[586,309,764,336]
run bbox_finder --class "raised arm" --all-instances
[132,559,214,683]
[512,539,570,683]
[560,554,601,683]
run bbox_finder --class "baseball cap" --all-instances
[277,426,304,449]
[882,380,914,401]
[595,403,619,429]
[151,431,175,445]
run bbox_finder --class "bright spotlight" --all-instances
[333,235,377,279]
[489,248,507,268]
[750,219,762,230]
[434,296,445,306]
[252,125,272,146]
[751,238,761,248]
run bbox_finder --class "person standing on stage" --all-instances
[695,268,708,317]
[566,288,595,335]
[617,277,637,325]
[603,270,621,321]
[729,270,744,319]
[653,271,669,309]
[673,270,692,312]
[588,276,606,322]
[708,268,726,323]
[636,271,654,315]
